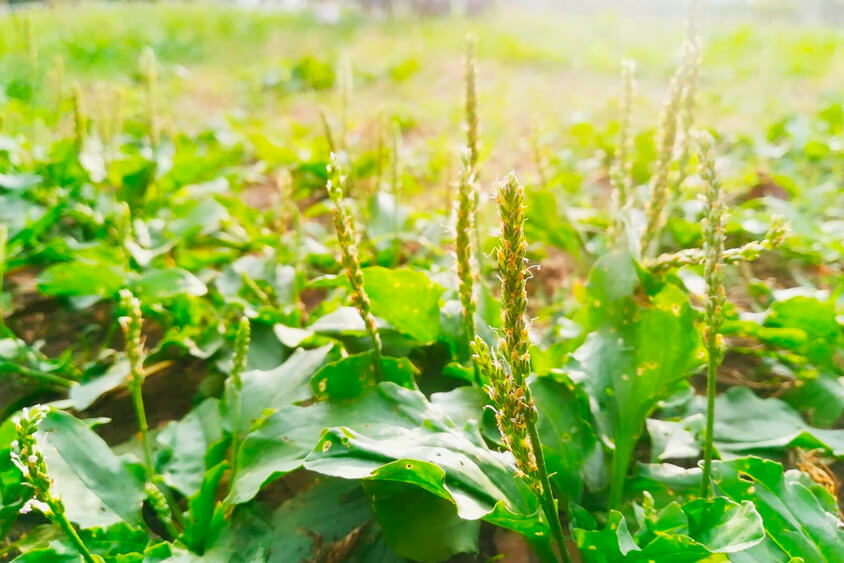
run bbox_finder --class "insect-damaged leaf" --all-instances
[228,382,550,549]
[362,267,445,344]
[567,251,703,504]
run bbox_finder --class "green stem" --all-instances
[0,224,6,334]
[129,379,154,475]
[129,377,185,529]
[226,380,243,503]
[12,364,75,388]
[368,326,384,382]
[153,475,186,529]
[700,345,718,497]
[523,387,573,563]
[53,508,98,563]
[609,434,635,510]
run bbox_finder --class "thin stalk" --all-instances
[701,331,718,497]
[696,131,725,498]
[0,224,7,335]
[11,407,100,563]
[226,317,250,502]
[326,154,383,379]
[119,290,185,529]
[128,378,154,476]
[54,508,98,563]
[139,47,159,151]
[319,110,336,154]
[389,120,402,266]
[14,364,75,388]
[494,174,573,563]
[609,434,636,509]
[525,414,572,563]
[464,36,485,274]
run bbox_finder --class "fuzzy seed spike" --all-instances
[609,59,636,244]
[327,154,383,379]
[696,130,726,498]
[496,173,530,383]
[11,406,101,563]
[464,36,479,169]
[641,62,685,255]
[71,83,86,154]
[456,148,478,360]
[139,47,159,150]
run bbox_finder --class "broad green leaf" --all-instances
[362,267,445,343]
[364,480,479,562]
[310,352,417,400]
[682,498,765,553]
[647,414,704,461]
[532,375,599,504]
[712,456,844,563]
[266,478,372,563]
[711,387,844,457]
[574,497,763,562]
[37,262,127,297]
[228,382,547,545]
[235,344,333,429]
[568,252,703,505]
[39,410,146,528]
[573,510,640,562]
[156,399,224,497]
[0,417,26,537]
[302,384,548,540]
[764,296,840,368]
[65,359,129,411]
[182,462,228,554]
[11,523,148,562]
[133,268,207,300]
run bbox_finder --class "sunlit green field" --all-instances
[0,3,843,562]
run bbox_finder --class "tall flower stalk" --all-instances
[11,406,101,563]
[455,148,477,363]
[608,60,636,244]
[668,36,702,215]
[0,224,7,335]
[72,83,86,154]
[389,120,403,264]
[644,217,787,273]
[697,132,726,498]
[326,154,383,378]
[464,37,479,169]
[464,36,485,272]
[640,66,683,255]
[226,316,251,499]
[139,47,159,151]
[472,173,573,563]
[337,55,353,150]
[118,290,184,529]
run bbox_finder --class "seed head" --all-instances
[609,59,636,244]
[471,337,538,489]
[495,173,531,383]
[464,36,479,168]
[72,83,86,154]
[455,148,478,352]
[696,131,726,360]
[118,289,144,383]
[10,406,55,512]
[231,316,251,390]
[326,154,383,374]
[139,47,159,150]
[641,61,686,255]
